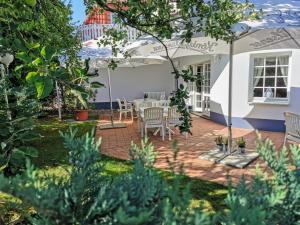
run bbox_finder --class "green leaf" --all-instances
[32,57,43,66]
[16,52,32,63]
[41,46,55,61]
[26,42,40,50]
[26,72,39,83]
[70,89,88,109]
[35,77,54,99]
[25,0,37,7]
[18,147,38,158]
[90,81,104,88]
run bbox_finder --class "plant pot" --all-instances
[217,145,223,151]
[144,97,148,101]
[75,110,89,121]
[223,144,228,152]
[238,147,245,154]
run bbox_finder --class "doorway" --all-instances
[187,62,211,116]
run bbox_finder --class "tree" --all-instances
[0,0,80,58]
[84,0,258,133]
[0,0,100,175]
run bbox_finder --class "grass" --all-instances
[0,116,228,223]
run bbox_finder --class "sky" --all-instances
[70,0,86,24]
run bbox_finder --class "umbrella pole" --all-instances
[107,68,114,127]
[55,81,62,121]
[228,40,234,154]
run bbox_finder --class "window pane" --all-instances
[265,67,276,76]
[277,66,288,76]
[277,56,289,65]
[266,57,276,65]
[254,67,264,77]
[254,88,263,97]
[254,58,264,66]
[263,88,274,98]
[253,77,263,87]
[197,66,203,73]
[264,78,275,87]
[276,77,288,87]
[276,88,287,98]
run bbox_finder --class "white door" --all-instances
[187,63,211,115]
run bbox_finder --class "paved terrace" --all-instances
[96,113,285,185]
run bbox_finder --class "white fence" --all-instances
[79,24,139,42]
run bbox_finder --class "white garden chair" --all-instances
[144,92,166,100]
[166,106,182,140]
[116,98,133,121]
[137,101,152,131]
[142,107,165,140]
[284,112,300,145]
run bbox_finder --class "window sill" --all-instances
[248,98,289,105]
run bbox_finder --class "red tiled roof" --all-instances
[84,7,112,25]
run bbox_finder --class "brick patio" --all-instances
[96,113,285,186]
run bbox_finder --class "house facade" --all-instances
[84,1,300,132]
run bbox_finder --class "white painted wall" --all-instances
[90,47,300,126]
[91,62,175,102]
[230,48,300,121]
[177,48,300,122]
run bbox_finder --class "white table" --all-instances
[133,99,169,112]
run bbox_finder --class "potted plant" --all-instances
[144,93,148,101]
[223,137,228,152]
[215,136,223,151]
[236,137,246,154]
[66,60,104,121]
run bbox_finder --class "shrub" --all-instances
[0,130,300,224]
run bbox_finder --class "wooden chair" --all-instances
[166,106,182,140]
[116,98,133,121]
[284,112,300,146]
[142,107,165,140]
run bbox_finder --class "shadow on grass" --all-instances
[30,117,97,169]
[29,117,228,214]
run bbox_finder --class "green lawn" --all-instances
[0,117,228,223]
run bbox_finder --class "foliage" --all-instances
[86,0,258,133]
[215,136,223,146]
[0,129,211,224]
[16,44,104,110]
[0,0,104,114]
[236,137,246,148]
[0,0,79,58]
[0,66,39,176]
[222,134,300,225]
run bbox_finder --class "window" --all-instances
[251,55,289,102]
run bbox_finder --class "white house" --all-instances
[90,0,300,132]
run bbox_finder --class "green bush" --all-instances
[0,130,299,225]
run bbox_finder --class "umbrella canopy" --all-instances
[233,0,300,54]
[78,37,167,128]
[125,34,229,59]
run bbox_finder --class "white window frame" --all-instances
[248,52,292,105]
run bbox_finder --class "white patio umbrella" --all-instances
[125,34,229,59]
[79,38,167,128]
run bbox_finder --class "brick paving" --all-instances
[96,113,286,186]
